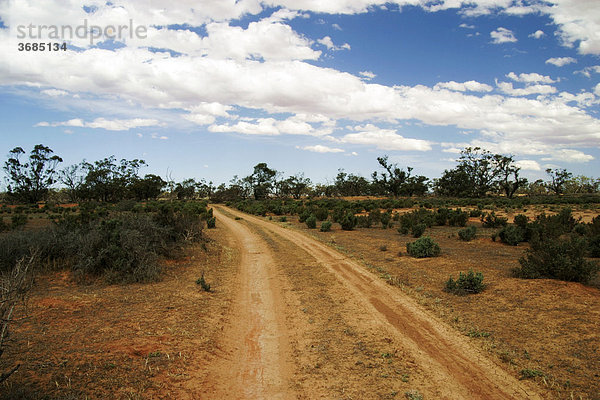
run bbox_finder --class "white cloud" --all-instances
[576,66,600,78]
[35,117,161,131]
[542,149,595,163]
[546,57,577,67]
[332,23,342,30]
[595,83,600,97]
[434,80,493,92]
[496,81,557,96]
[529,30,545,39]
[297,145,344,153]
[459,23,475,29]
[359,71,376,80]
[490,27,517,44]
[506,72,555,84]
[317,36,351,51]
[41,89,68,97]
[341,129,432,151]
[514,159,541,171]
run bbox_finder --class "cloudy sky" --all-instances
[1,0,599,185]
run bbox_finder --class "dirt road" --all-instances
[206,206,544,399]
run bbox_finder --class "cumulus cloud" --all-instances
[359,71,376,80]
[41,89,68,97]
[529,30,544,39]
[506,72,555,84]
[490,27,517,44]
[546,57,577,67]
[35,117,161,131]
[434,80,493,92]
[317,36,351,51]
[515,159,541,171]
[341,130,432,151]
[542,149,595,163]
[459,23,475,29]
[296,144,344,153]
[576,65,600,78]
[496,81,557,96]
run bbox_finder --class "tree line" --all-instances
[3,144,599,204]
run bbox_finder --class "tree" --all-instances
[131,174,166,200]
[3,144,63,203]
[334,169,371,196]
[372,156,429,197]
[79,157,146,202]
[278,173,312,199]
[434,166,473,197]
[174,178,197,200]
[248,163,277,200]
[546,168,572,195]
[59,164,84,202]
[496,155,527,198]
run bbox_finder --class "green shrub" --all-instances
[299,209,311,223]
[513,214,529,228]
[279,216,287,222]
[356,215,372,228]
[206,217,216,229]
[340,213,357,231]
[305,215,317,229]
[589,235,600,258]
[320,221,332,232]
[458,226,477,241]
[196,272,211,292]
[482,212,508,228]
[314,207,329,221]
[514,235,599,283]
[435,208,450,226]
[380,212,391,228]
[10,214,27,230]
[445,269,485,295]
[499,225,525,246]
[411,223,426,238]
[448,209,469,227]
[469,209,482,218]
[406,236,440,258]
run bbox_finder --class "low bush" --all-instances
[320,221,332,232]
[206,217,216,229]
[514,235,599,283]
[305,215,317,229]
[498,225,525,246]
[356,215,372,228]
[482,212,508,228]
[406,236,440,258]
[314,207,329,221]
[448,209,468,227]
[340,213,357,231]
[279,216,287,222]
[380,212,391,228]
[458,226,477,241]
[513,214,529,228]
[445,269,485,295]
[411,223,426,238]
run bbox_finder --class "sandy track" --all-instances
[202,208,294,399]
[212,206,543,400]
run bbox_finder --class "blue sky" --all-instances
[1,1,599,186]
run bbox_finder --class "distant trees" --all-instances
[546,168,572,195]
[2,144,599,204]
[371,156,428,197]
[435,147,526,198]
[4,144,63,203]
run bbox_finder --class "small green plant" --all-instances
[466,329,491,338]
[404,390,423,400]
[445,269,485,295]
[10,214,27,230]
[340,213,357,231]
[320,220,332,232]
[514,235,599,283]
[279,216,287,222]
[206,217,216,229]
[458,226,477,241]
[411,223,426,238]
[379,244,388,252]
[520,369,544,380]
[196,272,211,292]
[305,215,317,229]
[406,236,440,258]
[482,212,508,228]
[498,224,525,246]
[234,216,243,220]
